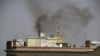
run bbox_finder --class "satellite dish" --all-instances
[40,32,45,37]
[17,39,24,46]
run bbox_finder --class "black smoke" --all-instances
[27,0,94,46]
[35,4,93,36]
[35,14,47,37]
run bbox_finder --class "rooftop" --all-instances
[5,47,93,52]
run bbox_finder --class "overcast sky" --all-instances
[0,0,100,56]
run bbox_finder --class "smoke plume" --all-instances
[35,4,93,36]
[28,0,93,46]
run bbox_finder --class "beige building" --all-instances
[27,35,65,47]
[50,35,65,43]
[27,37,41,47]
[41,38,58,47]
[41,35,65,47]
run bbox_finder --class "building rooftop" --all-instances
[5,47,93,52]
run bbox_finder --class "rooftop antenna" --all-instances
[13,32,18,40]
[16,31,18,40]
[18,32,28,37]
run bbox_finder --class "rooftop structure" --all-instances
[5,25,97,56]
[5,33,96,56]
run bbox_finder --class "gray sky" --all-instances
[0,0,100,56]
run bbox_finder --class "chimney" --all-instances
[85,40,91,48]
[13,39,16,47]
[37,23,41,37]
[57,25,60,35]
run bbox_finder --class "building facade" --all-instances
[5,34,96,56]
[5,47,93,56]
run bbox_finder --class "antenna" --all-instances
[13,32,18,40]
[16,31,18,40]
[18,32,28,37]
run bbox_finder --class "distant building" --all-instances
[5,34,98,56]
[26,35,65,47]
